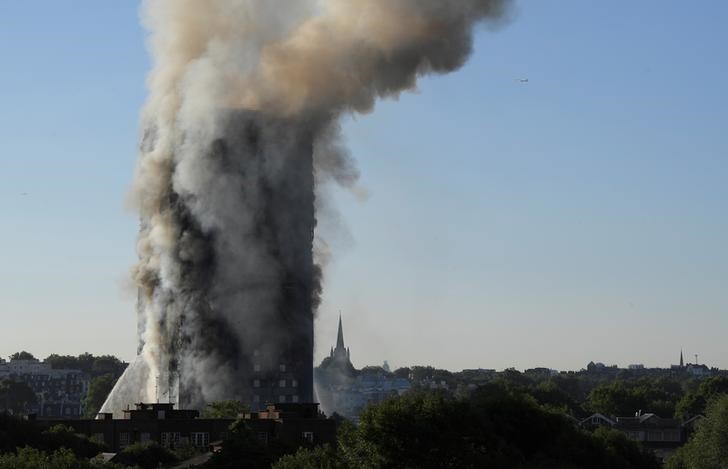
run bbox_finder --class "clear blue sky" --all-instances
[1,1,726,371]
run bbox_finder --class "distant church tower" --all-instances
[329,313,351,366]
[680,349,684,367]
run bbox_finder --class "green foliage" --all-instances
[587,378,683,417]
[332,388,660,469]
[0,379,37,415]
[667,394,728,469]
[83,374,117,418]
[675,376,728,419]
[0,446,120,469]
[200,400,247,419]
[592,427,665,468]
[208,420,274,469]
[113,442,178,469]
[0,415,105,458]
[273,444,344,469]
[8,351,35,361]
[528,381,580,414]
[43,424,107,458]
[172,443,205,462]
[44,354,127,379]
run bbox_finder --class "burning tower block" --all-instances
[173,110,316,409]
[104,111,316,415]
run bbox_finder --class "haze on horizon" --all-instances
[0,1,726,373]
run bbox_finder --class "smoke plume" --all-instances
[102,0,509,414]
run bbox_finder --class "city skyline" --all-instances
[1,1,727,372]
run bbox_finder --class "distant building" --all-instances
[628,364,645,370]
[525,367,559,377]
[31,402,334,452]
[315,314,411,421]
[579,413,616,430]
[685,363,712,377]
[328,314,353,369]
[616,413,683,461]
[580,411,694,461]
[0,357,88,418]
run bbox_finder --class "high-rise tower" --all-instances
[166,111,316,410]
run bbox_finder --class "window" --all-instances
[65,407,71,415]
[191,432,210,447]
[161,432,181,448]
[279,364,286,372]
[279,395,286,403]
[140,433,151,443]
[254,363,261,372]
[302,432,314,443]
[292,395,299,403]
[664,430,681,442]
[253,349,260,357]
[119,432,130,449]
[253,379,260,388]
[292,379,298,388]
[279,379,286,387]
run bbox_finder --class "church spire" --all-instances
[336,312,345,350]
[680,349,684,367]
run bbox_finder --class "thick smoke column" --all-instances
[103,0,509,414]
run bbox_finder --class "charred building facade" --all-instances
[175,111,316,410]
[122,111,316,413]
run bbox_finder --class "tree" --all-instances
[43,354,79,370]
[333,388,660,469]
[83,374,117,418]
[528,381,581,415]
[112,442,178,469]
[0,447,120,469]
[588,378,683,417]
[200,400,247,419]
[273,444,344,469]
[42,424,108,458]
[675,376,728,419]
[8,351,35,361]
[0,416,105,458]
[45,354,127,379]
[593,427,666,469]
[208,420,274,469]
[0,380,37,415]
[667,394,728,468]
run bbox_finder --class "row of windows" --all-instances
[40,406,80,416]
[252,394,300,403]
[252,363,289,372]
[257,431,314,444]
[253,379,299,388]
[625,430,681,442]
[116,432,209,449]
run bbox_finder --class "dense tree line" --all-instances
[210,386,660,469]
[667,394,728,468]
[6,384,728,468]
[0,416,107,463]
[391,364,728,420]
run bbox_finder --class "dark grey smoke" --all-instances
[102,0,510,414]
